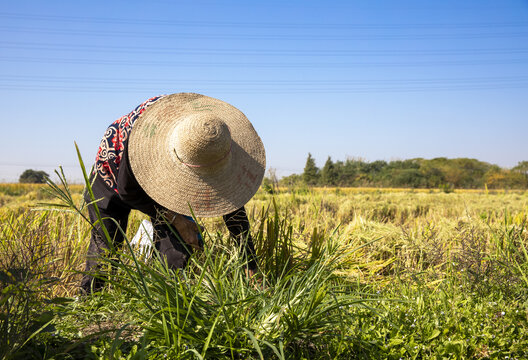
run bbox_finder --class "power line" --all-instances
[1,56,527,68]
[2,83,527,94]
[3,74,528,85]
[2,26,528,41]
[3,41,528,56]
[0,163,79,168]
[1,12,527,29]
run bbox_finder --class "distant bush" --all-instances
[19,169,49,184]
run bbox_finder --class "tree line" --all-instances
[278,154,528,189]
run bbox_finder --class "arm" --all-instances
[222,207,258,270]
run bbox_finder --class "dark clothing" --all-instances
[81,97,257,293]
[81,173,200,293]
[89,144,159,218]
[81,165,258,293]
[81,189,131,293]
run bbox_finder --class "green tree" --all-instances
[513,161,528,188]
[278,173,303,188]
[485,167,527,189]
[420,165,445,188]
[513,161,528,179]
[303,153,320,185]
[341,158,363,186]
[19,169,49,184]
[320,156,338,186]
[261,168,279,194]
[361,160,388,184]
[392,168,425,188]
[452,158,491,188]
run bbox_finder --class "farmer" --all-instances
[81,93,266,294]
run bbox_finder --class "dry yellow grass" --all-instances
[1,183,527,295]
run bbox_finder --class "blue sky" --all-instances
[1,0,527,182]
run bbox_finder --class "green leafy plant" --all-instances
[37,144,378,359]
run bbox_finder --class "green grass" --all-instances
[1,165,528,358]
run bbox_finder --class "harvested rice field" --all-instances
[1,182,528,359]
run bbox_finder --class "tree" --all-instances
[420,164,445,188]
[485,168,526,189]
[392,168,425,188]
[338,159,359,186]
[19,169,49,184]
[261,168,279,194]
[451,158,491,188]
[320,156,338,186]
[512,161,528,188]
[513,161,528,177]
[303,153,320,185]
[279,173,303,188]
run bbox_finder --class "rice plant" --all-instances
[1,154,528,358]
[27,145,376,359]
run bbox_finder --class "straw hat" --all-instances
[128,93,266,217]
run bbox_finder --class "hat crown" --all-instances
[173,114,232,168]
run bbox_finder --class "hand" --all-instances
[164,211,203,249]
[245,267,257,279]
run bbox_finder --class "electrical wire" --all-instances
[3,74,528,85]
[3,41,528,56]
[1,12,527,29]
[2,26,527,41]
[1,82,527,94]
[1,56,527,67]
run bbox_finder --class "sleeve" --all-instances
[223,207,258,270]
[116,144,161,218]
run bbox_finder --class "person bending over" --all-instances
[81,93,265,294]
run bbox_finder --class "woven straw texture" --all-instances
[128,93,266,217]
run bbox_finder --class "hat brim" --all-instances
[128,93,266,217]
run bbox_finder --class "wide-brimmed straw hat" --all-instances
[128,93,266,217]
